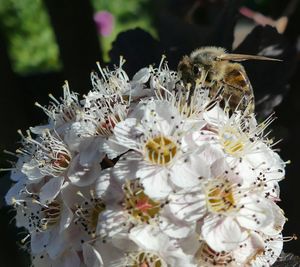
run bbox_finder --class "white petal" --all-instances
[130,225,169,252]
[68,154,102,186]
[168,188,207,222]
[39,177,63,204]
[59,203,73,232]
[113,118,139,149]
[47,227,67,259]
[232,231,265,266]
[170,154,210,188]
[78,137,105,167]
[60,249,81,267]
[139,168,173,199]
[94,169,111,198]
[31,231,50,254]
[237,196,274,231]
[159,212,194,238]
[22,160,43,181]
[132,67,151,83]
[83,243,104,267]
[113,151,142,181]
[101,137,129,159]
[5,179,27,205]
[201,215,245,252]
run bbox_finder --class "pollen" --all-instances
[144,135,177,165]
[123,180,161,223]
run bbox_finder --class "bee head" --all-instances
[190,47,227,82]
[178,55,205,85]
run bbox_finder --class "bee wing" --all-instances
[217,53,282,62]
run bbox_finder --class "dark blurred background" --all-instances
[0,0,300,266]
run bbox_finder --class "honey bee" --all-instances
[178,46,281,113]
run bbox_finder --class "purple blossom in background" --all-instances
[93,11,114,37]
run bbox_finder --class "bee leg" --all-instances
[186,81,196,105]
[205,86,225,111]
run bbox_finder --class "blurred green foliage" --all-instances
[0,0,61,74]
[0,0,155,74]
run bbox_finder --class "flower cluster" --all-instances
[6,57,291,266]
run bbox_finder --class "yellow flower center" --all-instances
[206,180,236,214]
[128,252,164,267]
[144,136,177,165]
[219,127,246,157]
[123,180,161,223]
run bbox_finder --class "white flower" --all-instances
[64,91,129,159]
[112,99,208,198]
[84,225,196,267]
[61,177,109,249]
[194,231,266,266]
[33,82,81,135]
[95,175,192,242]
[19,130,71,181]
[192,106,285,190]
[168,162,279,252]
[17,128,103,187]
[13,185,74,260]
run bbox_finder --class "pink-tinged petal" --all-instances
[93,11,114,37]
[201,215,245,252]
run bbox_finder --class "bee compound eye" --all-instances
[193,65,201,75]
